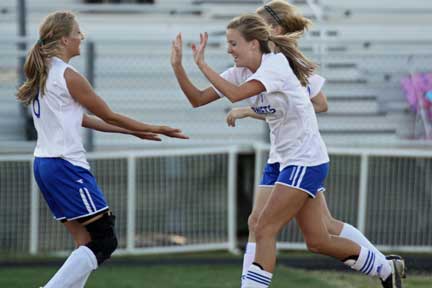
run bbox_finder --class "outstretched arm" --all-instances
[227,91,328,127]
[193,32,265,103]
[171,33,220,107]
[65,68,188,139]
[82,114,161,141]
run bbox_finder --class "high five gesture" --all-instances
[191,32,208,67]
[170,32,220,108]
[171,33,183,67]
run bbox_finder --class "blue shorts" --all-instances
[259,162,329,198]
[259,162,281,186]
[34,157,109,221]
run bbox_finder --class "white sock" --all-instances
[243,263,272,288]
[44,246,98,288]
[347,246,392,280]
[340,223,386,260]
[241,243,256,287]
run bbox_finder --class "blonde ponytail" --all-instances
[16,11,76,105]
[17,44,45,105]
[269,32,317,86]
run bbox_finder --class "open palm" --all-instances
[171,33,183,67]
[133,131,161,141]
[158,126,189,139]
[191,32,208,67]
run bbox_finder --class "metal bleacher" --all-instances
[1,0,432,152]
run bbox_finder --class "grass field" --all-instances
[1,264,431,288]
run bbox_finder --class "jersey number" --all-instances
[32,92,40,118]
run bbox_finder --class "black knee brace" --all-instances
[85,213,118,266]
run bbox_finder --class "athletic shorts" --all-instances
[33,157,109,221]
[259,162,281,187]
[259,162,329,198]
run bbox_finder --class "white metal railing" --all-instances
[1,147,240,255]
[1,144,432,255]
[254,143,432,253]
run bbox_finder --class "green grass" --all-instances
[1,264,431,288]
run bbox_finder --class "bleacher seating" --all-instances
[1,0,432,152]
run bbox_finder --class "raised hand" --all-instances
[171,33,183,67]
[191,32,208,67]
[157,125,189,139]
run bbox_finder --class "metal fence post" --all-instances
[228,147,239,254]
[29,159,39,254]
[357,153,369,234]
[126,155,137,253]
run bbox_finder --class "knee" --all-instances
[325,217,344,235]
[304,236,330,254]
[75,233,91,247]
[85,213,118,265]
[254,219,278,242]
[305,240,321,254]
[91,235,118,265]
[247,213,259,233]
[88,234,118,265]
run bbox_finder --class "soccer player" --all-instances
[17,11,188,288]
[171,13,405,288]
[225,2,405,288]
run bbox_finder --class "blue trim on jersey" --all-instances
[275,162,329,198]
[33,157,109,221]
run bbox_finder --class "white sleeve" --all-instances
[307,74,326,98]
[246,55,288,94]
[212,67,239,98]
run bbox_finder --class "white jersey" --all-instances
[32,57,89,169]
[214,53,329,169]
[266,73,326,164]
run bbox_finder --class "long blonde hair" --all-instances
[256,0,312,34]
[227,14,316,86]
[16,11,76,105]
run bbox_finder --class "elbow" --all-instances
[191,101,201,108]
[189,93,202,108]
[321,104,328,113]
[184,90,203,108]
[189,90,208,108]
[315,104,328,113]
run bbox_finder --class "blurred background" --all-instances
[1,1,432,285]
